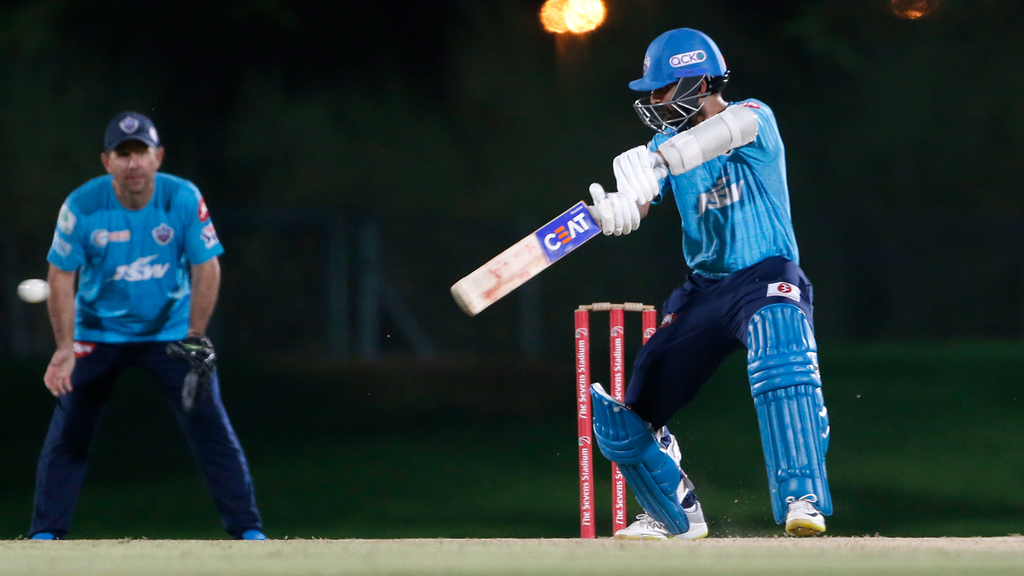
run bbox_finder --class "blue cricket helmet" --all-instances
[629,29,731,134]
[629,28,728,92]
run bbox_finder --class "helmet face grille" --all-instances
[632,75,708,135]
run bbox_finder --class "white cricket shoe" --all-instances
[785,495,826,537]
[614,504,709,541]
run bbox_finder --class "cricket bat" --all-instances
[451,202,601,316]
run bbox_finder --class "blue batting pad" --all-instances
[590,384,689,534]
[747,304,832,524]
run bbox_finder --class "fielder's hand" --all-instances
[166,335,216,413]
[588,183,640,236]
[613,146,662,206]
[43,347,75,397]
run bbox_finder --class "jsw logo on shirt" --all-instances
[110,255,170,282]
[698,176,743,215]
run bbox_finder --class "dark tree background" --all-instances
[1,0,1022,354]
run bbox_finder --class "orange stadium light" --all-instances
[891,0,938,19]
[541,0,606,34]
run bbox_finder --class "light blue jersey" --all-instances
[47,173,224,343]
[651,99,798,279]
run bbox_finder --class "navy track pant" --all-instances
[625,256,816,429]
[29,341,262,538]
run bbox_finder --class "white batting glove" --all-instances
[588,183,640,236]
[613,146,661,206]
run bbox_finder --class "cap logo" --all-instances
[119,116,140,133]
[669,50,707,68]
[149,126,159,143]
[642,54,651,75]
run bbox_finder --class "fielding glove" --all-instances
[166,336,216,413]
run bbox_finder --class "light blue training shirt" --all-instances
[47,173,224,343]
[650,99,799,279]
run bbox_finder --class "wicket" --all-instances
[574,302,657,539]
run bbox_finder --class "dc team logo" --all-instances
[152,223,174,246]
[642,54,651,75]
[73,341,96,358]
[119,116,140,133]
[198,198,209,222]
[669,50,707,68]
[767,282,802,303]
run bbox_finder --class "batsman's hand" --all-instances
[588,183,640,236]
[166,335,216,413]
[613,145,662,206]
[44,347,75,397]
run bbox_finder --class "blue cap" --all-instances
[104,112,160,151]
[628,29,728,92]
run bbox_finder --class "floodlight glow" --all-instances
[541,0,606,34]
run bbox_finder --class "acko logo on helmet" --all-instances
[669,50,707,68]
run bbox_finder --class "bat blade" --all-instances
[451,202,600,316]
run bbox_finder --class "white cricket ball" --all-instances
[18,279,50,303]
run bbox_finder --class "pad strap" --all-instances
[590,384,689,534]
[747,304,832,523]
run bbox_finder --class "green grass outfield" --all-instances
[2,537,1023,576]
[2,341,1023,539]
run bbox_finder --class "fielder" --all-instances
[29,112,265,540]
[587,28,831,539]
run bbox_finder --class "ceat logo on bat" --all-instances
[534,202,600,264]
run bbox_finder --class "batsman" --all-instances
[587,28,831,539]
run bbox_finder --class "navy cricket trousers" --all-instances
[29,341,262,538]
[625,256,816,430]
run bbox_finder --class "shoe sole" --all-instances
[613,524,709,541]
[614,533,669,541]
[786,519,826,537]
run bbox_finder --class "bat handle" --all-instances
[649,152,668,180]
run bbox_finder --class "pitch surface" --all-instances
[2,537,1023,575]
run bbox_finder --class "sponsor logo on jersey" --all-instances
[57,203,76,234]
[198,198,209,222]
[535,203,600,264]
[152,223,174,246]
[660,313,677,327]
[200,223,219,249]
[90,229,130,248]
[73,341,96,358]
[698,176,743,215]
[767,282,801,302]
[119,116,140,133]
[740,101,761,109]
[669,50,706,68]
[51,232,73,257]
[110,254,170,282]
